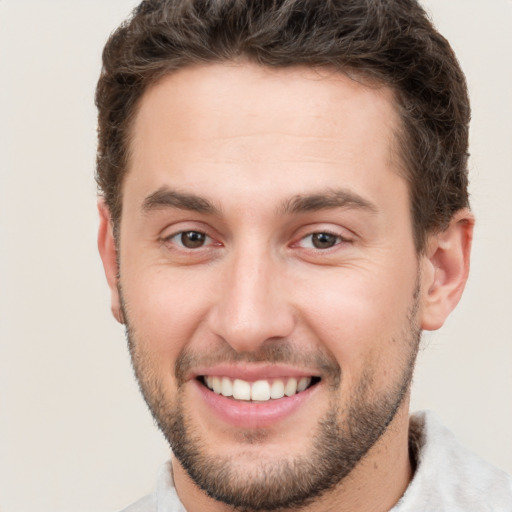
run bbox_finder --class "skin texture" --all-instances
[98,63,473,512]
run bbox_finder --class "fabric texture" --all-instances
[120,411,512,512]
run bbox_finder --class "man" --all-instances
[96,0,512,511]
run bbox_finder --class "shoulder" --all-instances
[393,411,512,512]
[119,461,186,512]
[119,493,157,512]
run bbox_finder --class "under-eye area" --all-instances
[198,376,321,402]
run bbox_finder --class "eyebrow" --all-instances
[141,186,377,217]
[142,187,220,215]
[280,189,378,215]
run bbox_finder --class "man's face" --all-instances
[112,64,427,510]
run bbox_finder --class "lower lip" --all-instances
[193,379,317,429]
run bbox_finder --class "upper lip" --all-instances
[189,364,320,382]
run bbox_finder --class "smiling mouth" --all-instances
[198,376,321,402]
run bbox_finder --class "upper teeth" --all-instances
[204,376,312,401]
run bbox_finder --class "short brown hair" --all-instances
[96,0,470,251]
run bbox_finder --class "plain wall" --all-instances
[0,1,511,510]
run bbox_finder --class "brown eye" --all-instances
[311,232,339,249]
[180,231,207,248]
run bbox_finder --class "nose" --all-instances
[207,246,295,353]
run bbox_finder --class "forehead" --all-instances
[125,63,404,213]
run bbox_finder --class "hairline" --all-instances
[108,60,432,253]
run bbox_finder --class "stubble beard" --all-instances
[122,287,421,512]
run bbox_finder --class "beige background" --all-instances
[1,1,511,510]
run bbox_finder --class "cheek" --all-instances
[293,264,418,381]
[121,267,214,364]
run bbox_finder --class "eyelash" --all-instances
[163,230,215,250]
[294,231,349,251]
[161,229,350,253]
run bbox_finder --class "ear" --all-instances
[420,208,474,331]
[97,200,124,324]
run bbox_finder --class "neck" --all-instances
[173,399,413,512]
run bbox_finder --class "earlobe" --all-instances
[420,209,474,331]
[97,200,124,324]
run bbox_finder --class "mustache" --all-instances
[174,341,341,386]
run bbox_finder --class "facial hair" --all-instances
[122,285,421,511]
